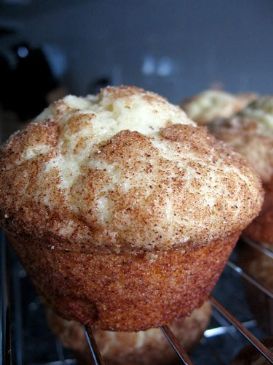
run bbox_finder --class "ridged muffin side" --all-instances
[8,233,236,330]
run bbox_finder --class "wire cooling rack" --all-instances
[1,232,273,365]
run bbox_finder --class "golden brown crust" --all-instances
[9,232,237,331]
[47,301,211,365]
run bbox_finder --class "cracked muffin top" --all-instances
[0,86,263,252]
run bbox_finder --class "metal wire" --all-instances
[1,234,12,365]
[55,340,66,365]
[11,261,23,365]
[227,260,273,299]
[210,297,273,364]
[161,325,194,365]
[243,236,273,259]
[84,326,105,365]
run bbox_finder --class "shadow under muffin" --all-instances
[47,301,211,365]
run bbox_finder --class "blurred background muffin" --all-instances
[181,93,273,334]
[208,96,273,245]
[211,97,273,333]
[47,301,211,365]
[181,90,256,125]
[181,93,273,245]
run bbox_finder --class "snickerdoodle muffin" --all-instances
[47,301,211,365]
[0,86,263,331]
[181,90,256,125]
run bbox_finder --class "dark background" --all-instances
[0,0,273,130]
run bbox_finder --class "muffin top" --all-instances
[210,96,273,183]
[182,90,256,125]
[0,86,263,252]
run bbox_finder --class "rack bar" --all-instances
[11,261,23,365]
[243,237,273,259]
[1,234,13,365]
[30,360,75,365]
[204,320,256,338]
[84,326,105,365]
[55,339,66,365]
[211,297,273,364]
[161,325,194,365]
[227,261,273,299]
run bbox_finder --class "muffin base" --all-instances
[8,233,238,331]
